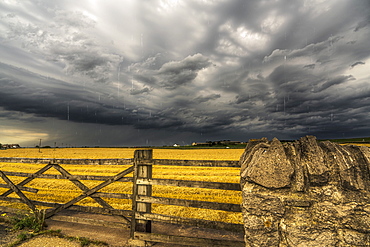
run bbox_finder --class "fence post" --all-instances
[130,149,153,244]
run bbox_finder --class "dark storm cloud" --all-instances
[157,54,212,89]
[0,0,370,146]
[303,64,315,69]
[350,61,365,68]
[1,4,120,84]
[194,94,221,104]
[0,63,141,127]
[354,14,370,32]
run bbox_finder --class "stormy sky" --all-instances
[0,0,369,147]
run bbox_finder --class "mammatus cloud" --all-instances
[0,0,369,146]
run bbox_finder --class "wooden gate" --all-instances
[0,149,245,246]
[0,162,134,226]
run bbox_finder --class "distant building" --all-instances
[2,144,21,149]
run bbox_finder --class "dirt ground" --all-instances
[0,210,244,247]
[0,221,19,246]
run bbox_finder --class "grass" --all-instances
[1,211,109,246]
[8,209,45,232]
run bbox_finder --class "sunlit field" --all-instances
[339,143,370,147]
[0,147,245,160]
[0,148,244,224]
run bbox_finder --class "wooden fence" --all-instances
[0,149,244,246]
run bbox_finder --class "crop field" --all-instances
[0,147,245,160]
[339,143,370,147]
[0,148,245,224]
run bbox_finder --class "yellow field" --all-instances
[340,143,370,147]
[0,148,244,224]
[0,147,245,160]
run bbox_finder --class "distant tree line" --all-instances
[192,140,245,147]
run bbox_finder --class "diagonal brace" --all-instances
[0,170,36,212]
[51,164,113,210]
[1,164,53,197]
[45,166,134,218]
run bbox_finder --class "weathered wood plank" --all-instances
[0,157,134,165]
[45,166,134,218]
[50,215,129,229]
[0,196,25,203]
[135,212,244,232]
[0,205,28,215]
[136,195,241,212]
[153,159,240,167]
[0,171,36,211]
[51,164,114,212]
[67,205,132,217]
[0,195,132,217]
[0,183,38,193]
[92,192,132,199]
[1,164,53,197]
[136,178,241,191]
[0,196,64,208]
[1,171,133,182]
[131,149,153,237]
[134,232,245,247]
[0,157,239,167]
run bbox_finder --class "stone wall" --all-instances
[240,136,370,246]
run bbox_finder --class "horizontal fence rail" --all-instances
[0,149,244,246]
[1,171,133,182]
[0,157,134,165]
[0,157,239,167]
[153,159,240,167]
[137,178,241,190]
[0,163,134,224]
[130,149,244,246]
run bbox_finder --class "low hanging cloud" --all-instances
[130,53,212,90]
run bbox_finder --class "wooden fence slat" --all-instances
[1,163,53,197]
[0,183,38,193]
[0,196,132,216]
[135,212,244,232]
[0,196,27,203]
[45,166,134,218]
[0,157,134,166]
[50,215,129,229]
[136,195,241,212]
[92,192,132,199]
[0,171,36,211]
[130,150,153,238]
[0,196,129,218]
[0,157,240,167]
[134,232,245,247]
[0,205,28,215]
[51,164,114,211]
[136,178,241,191]
[2,171,133,182]
[153,159,240,167]
[67,205,132,217]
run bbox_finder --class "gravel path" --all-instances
[0,221,18,247]
[17,236,81,247]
